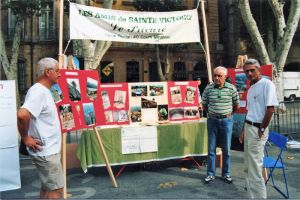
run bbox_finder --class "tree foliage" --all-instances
[1,0,47,106]
[239,0,300,99]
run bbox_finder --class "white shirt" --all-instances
[246,78,278,123]
[22,83,61,156]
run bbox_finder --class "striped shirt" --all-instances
[202,82,239,115]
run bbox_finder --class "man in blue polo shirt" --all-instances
[202,66,240,184]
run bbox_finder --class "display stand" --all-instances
[93,127,118,187]
[62,134,67,199]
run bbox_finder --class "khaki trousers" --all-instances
[244,123,268,199]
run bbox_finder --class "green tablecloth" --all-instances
[76,121,208,172]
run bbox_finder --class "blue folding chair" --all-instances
[263,131,289,199]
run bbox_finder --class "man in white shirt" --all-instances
[17,57,64,199]
[239,58,278,199]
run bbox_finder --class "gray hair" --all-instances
[244,58,261,69]
[36,57,58,77]
[214,66,227,76]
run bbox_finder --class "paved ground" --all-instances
[1,143,300,200]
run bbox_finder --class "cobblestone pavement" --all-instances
[1,147,300,199]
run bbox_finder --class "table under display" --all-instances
[76,120,209,172]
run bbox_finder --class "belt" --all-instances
[245,119,261,129]
[208,113,232,119]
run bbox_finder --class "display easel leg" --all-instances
[116,165,126,177]
[93,127,118,188]
[62,133,67,199]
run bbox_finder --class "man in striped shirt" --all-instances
[202,66,240,184]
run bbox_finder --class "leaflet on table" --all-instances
[53,69,105,132]
[128,82,168,124]
[121,126,158,154]
[227,65,273,113]
[99,83,130,126]
[167,81,200,121]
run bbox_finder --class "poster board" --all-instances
[55,71,202,131]
[53,69,104,132]
[128,82,168,124]
[100,83,130,126]
[0,81,21,191]
[167,81,200,121]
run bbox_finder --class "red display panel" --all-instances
[167,81,200,121]
[227,65,273,113]
[99,83,130,126]
[52,69,104,133]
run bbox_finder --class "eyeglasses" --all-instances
[244,68,256,73]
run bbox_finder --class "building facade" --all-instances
[1,0,223,102]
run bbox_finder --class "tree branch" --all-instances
[239,0,270,64]
[276,0,300,71]
[268,0,285,47]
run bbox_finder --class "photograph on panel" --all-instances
[58,104,75,129]
[184,86,197,103]
[170,86,182,104]
[74,104,83,127]
[86,77,98,100]
[149,85,164,96]
[50,83,63,103]
[235,73,247,92]
[184,107,199,118]
[130,106,142,122]
[67,78,81,101]
[131,85,147,97]
[169,107,184,120]
[158,105,168,121]
[101,91,111,109]
[113,110,128,122]
[114,90,126,108]
[104,110,113,123]
[83,103,96,126]
[141,97,158,108]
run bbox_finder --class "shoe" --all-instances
[222,175,233,183]
[204,175,215,184]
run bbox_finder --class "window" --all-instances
[126,61,139,82]
[18,60,26,96]
[173,62,187,81]
[39,1,55,40]
[149,61,165,82]
[7,9,24,40]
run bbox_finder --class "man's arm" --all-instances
[258,106,275,139]
[17,108,42,152]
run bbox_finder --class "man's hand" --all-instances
[22,136,43,152]
[257,129,263,140]
[239,131,244,144]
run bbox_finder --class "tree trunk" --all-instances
[239,0,270,64]
[165,45,171,81]
[156,45,165,81]
[0,17,22,107]
[73,0,113,70]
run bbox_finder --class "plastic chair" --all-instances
[263,131,289,199]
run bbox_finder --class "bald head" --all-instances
[213,66,227,86]
[214,66,227,76]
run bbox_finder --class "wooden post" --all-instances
[200,0,213,83]
[58,0,67,199]
[93,127,118,188]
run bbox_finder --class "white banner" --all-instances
[70,3,200,44]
